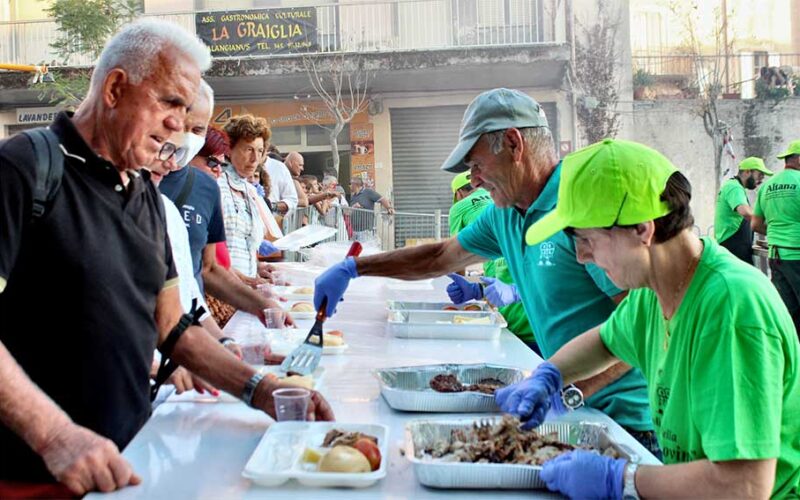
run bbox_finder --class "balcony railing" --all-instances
[633,52,800,97]
[0,0,561,68]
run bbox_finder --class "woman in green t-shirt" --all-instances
[496,139,800,499]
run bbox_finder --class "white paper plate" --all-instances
[243,422,388,488]
[281,300,316,320]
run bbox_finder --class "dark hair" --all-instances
[652,171,694,243]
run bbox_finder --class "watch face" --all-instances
[562,386,584,410]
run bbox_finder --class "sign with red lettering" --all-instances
[196,7,318,57]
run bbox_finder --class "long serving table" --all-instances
[89,266,659,499]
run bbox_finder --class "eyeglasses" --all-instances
[157,142,178,162]
[207,157,228,170]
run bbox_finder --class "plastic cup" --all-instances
[273,388,310,421]
[263,308,287,329]
[240,329,268,365]
[256,284,278,299]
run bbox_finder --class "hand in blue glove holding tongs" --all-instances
[494,361,563,430]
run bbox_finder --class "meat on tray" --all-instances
[422,415,575,465]
[429,373,507,394]
[322,429,379,448]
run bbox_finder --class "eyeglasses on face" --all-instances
[157,142,179,162]
[206,157,229,170]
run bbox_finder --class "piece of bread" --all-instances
[462,304,482,311]
[452,315,492,325]
[323,333,345,346]
[280,374,314,390]
[291,302,315,312]
[294,286,314,295]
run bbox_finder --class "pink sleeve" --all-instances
[216,242,231,270]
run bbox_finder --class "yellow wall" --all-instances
[12,0,47,20]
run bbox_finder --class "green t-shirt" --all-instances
[449,188,493,235]
[600,238,800,497]
[488,258,535,345]
[458,163,652,431]
[714,178,749,243]
[449,188,534,344]
[754,169,800,260]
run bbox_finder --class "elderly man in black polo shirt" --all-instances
[0,20,333,496]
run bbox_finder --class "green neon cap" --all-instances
[525,139,678,245]
[451,171,472,202]
[776,140,800,159]
[738,157,773,176]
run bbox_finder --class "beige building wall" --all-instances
[369,87,574,198]
[0,111,16,138]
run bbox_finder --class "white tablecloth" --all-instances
[89,271,659,499]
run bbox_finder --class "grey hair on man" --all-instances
[322,175,338,187]
[91,19,211,91]
[484,127,557,166]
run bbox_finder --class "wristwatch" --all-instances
[242,373,265,408]
[623,462,640,500]
[561,384,585,410]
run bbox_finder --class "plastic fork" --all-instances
[280,241,362,375]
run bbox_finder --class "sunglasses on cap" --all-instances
[206,157,228,170]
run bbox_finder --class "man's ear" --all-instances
[102,69,129,109]
[504,128,524,163]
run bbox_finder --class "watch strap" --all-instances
[242,373,265,407]
[622,462,640,500]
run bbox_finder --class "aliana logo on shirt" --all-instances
[538,241,556,267]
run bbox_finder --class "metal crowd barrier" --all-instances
[279,205,450,260]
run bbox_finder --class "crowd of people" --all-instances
[0,17,798,500]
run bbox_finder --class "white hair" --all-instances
[91,19,212,90]
[198,79,214,111]
[484,127,557,163]
[322,175,338,186]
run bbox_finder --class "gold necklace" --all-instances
[662,253,701,350]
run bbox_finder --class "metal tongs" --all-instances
[280,241,363,375]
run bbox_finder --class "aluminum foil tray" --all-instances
[375,363,524,412]
[404,417,639,489]
[386,300,490,312]
[386,309,506,340]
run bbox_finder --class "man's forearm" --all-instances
[171,326,257,397]
[573,361,632,398]
[356,238,483,280]
[551,327,619,388]
[0,342,72,454]
[203,263,268,316]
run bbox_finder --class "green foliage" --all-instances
[633,68,655,88]
[45,0,142,63]
[755,79,790,101]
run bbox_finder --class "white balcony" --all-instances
[0,0,562,67]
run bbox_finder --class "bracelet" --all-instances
[242,373,265,408]
[218,337,236,346]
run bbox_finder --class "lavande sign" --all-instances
[196,8,318,57]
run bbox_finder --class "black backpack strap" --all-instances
[21,128,64,219]
[173,167,196,209]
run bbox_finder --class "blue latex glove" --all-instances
[480,277,520,307]
[314,257,359,317]
[494,362,562,429]
[258,240,279,257]
[254,182,265,198]
[446,273,483,304]
[541,450,626,500]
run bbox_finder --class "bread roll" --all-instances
[291,302,315,312]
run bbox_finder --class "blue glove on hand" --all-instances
[314,257,358,317]
[494,362,562,429]
[541,450,626,500]
[446,273,483,304]
[258,240,279,257]
[480,277,521,307]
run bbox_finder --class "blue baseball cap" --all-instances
[440,88,549,173]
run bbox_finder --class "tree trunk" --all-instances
[327,121,345,177]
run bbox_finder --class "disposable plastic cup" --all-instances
[273,388,310,421]
[240,329,268,365]
[262,308,287,329]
